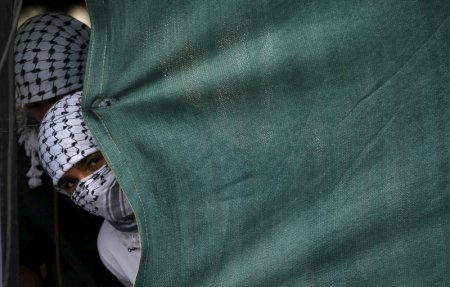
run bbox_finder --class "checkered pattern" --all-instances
[38,92,98,186]
[14,13,90,104]
[72,165,138,232]
[38,93,137,231]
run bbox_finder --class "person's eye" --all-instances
[88,154,104,171]
[59,178,78,195]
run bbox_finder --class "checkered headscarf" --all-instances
[14,13,90,104]
[38,93,138,232]
[38,92,98,186]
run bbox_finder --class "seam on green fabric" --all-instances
[82,3,94,109]
[98,14,108,99]
[85,3,149,283]
[342,14,450,121]
[92,108,148,285]
[85,1,148,284]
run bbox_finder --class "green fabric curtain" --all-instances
[83,1,450,286]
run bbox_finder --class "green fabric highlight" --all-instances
[84,1,450,286]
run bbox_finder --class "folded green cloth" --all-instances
[84,1,450,285]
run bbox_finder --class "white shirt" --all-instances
[97,220,141,286]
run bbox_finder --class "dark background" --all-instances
[1,2,96,286]
[23,0,85,10]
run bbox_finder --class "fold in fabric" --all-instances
[83,1,450,286]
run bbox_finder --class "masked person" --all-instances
[37,92,141,286]
[15,12,90,188]
[15,13,121,286]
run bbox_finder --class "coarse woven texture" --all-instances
[14,13,90,104]
[83,1,450,286]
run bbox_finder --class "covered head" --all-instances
[38,92,98,186]
[14,13,90,104]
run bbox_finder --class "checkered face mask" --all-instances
[72,164,137,232]
[14,13,90,104]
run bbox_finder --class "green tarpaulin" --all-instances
[83,1,450,286]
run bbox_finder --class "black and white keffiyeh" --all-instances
[15,13,90,188]
[14,13,90,104]
[38,92,138,232]
[17,126,44,188]
[72,165,138,232]
[38,91,98,187]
